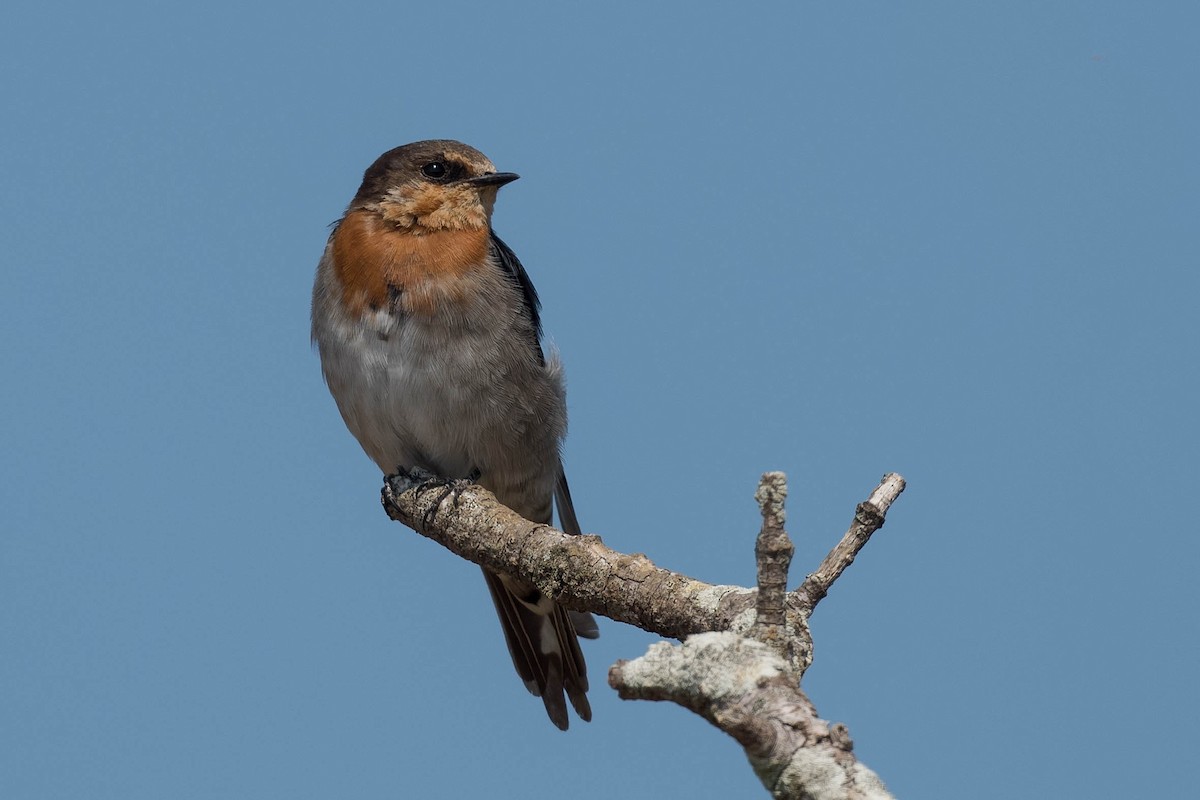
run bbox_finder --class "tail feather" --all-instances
[551,602,592,721]
[482,569,590,730]
[481,464,597,729]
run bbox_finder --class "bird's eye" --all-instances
[421,162,448,179]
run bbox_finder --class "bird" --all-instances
[311,139,597,730]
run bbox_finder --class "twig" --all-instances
[797,473,906,612]
[751,471,794,648]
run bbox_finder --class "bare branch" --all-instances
[748,471,813,676]
[381,469,757,640]
[797,473,906,612]
[381,467,906,800]
[751,471,794,646]
[609,633,893,799]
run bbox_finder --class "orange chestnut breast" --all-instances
[331,210,491,317]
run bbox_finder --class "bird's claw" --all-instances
[413,469,481,527]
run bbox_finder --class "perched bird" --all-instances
[311,140,596,729]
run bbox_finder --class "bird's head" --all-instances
[350,140,519,233]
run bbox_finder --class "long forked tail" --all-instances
[482,569,590,730]
[480,465,597,729]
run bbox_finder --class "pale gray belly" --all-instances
[319,310,567,511]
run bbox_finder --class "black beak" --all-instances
[463,172,520,188]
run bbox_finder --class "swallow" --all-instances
[311,140,597,729]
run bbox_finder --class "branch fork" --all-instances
[382,468,906,800]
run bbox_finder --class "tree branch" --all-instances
[382,468,757,640]
[797,473,906,613]
[609,633,893,800]
[751,471,793,644]
[380,468,905,800]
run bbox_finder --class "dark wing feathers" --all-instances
[490,230,544,361]
[482,231,599,725]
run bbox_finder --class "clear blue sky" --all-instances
[2,2,1196,797]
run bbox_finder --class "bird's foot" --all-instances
[400,467,481,528]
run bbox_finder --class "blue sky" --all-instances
[2,2,1197,797]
